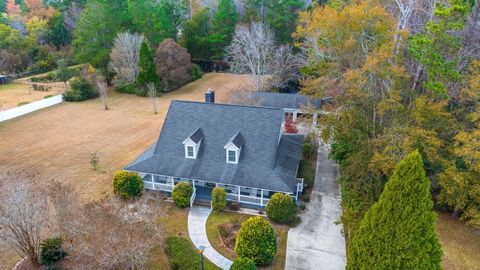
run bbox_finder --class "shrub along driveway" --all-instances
[285,145,346,270]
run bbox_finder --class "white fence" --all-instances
[0,94,63,122]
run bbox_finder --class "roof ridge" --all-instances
[171,99,284,111]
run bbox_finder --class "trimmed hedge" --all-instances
[172,182,193,208]
[231,258,256,270]
[265,193,296,224]
[234,216,277,266]
[112,171,143,199]
[211,187,227,211]
[63,77,98,102]
[39,237,67,266]
[298,160,315,189]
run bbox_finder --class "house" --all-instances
[249,92,330,126]
[125,91,305,208]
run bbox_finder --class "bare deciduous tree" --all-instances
[47,183,165,270]
[63,2,83,32]
[0,173,48,266]
[146,83,158,114]
[96,80,109,110]
[109,32,144,88]
[226,22,304,91]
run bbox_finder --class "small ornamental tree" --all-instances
[284,117,298,134]
[231,257,256,270]
[155,38,193,91]
[235,216,277,266]
[211,187,227,211]
[39,237,67,266]
[112,171,143,199]
[347,151,443,270]
[265,193,296,224]
[55,59,72,90]
[137,41,160,90]
[172,182,193,208]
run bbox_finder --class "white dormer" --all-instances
[183,128,204,159]
[224,132,244,164]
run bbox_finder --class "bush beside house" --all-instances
[211,187,227,211]
[231,257,256,270]
[234,216,277,266]
[172,182,193,208]
[265,193,296,224]
[112,171,143,199]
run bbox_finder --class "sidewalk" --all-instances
[188,205,233,270]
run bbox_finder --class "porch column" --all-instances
[293,111,298,122]
[237,186,241,202]
[260,189,264,207]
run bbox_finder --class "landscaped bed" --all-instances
[206,211,289,270]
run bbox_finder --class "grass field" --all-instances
[0,73,253,269]
[0,82,64,110]
[206,211,289,270]
[437,213,480,270]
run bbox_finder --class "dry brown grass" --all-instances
[0,73,253,269]
[437,212,480,270]
[0,82,64,110]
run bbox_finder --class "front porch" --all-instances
[138,173,303,208]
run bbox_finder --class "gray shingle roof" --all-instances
[125,100,304,193]
[227,132,245,148]
[251,92,322,110]
[187,128,204,143]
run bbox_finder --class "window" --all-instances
[187,146,194,157]
[228,150,236,163]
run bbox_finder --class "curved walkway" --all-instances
[285,145,346,270]
[188,205,233,270]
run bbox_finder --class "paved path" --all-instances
[188,206,233,270]
[285,145,346,270]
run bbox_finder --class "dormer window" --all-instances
[187,146,195,158]
[225,132,244,164]
[228,150,237,163]
[183,128,204,159]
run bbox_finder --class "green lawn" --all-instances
[146,202,219,270]
[206,210,289,270]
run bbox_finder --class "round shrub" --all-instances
[211,187,227,211]
[172,182,193,208]
[231,257,256,270]
[266,193,296,224]
[39,237,67,266]
[234,216,277,266]
[112,171,143,199]
[63,77,98,102]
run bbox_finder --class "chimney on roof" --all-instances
[205,89,215,103]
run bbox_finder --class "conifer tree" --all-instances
[210,0,238,59]
[137,41,160,89]
[347,151,443,270]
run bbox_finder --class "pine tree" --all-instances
[210,0,238,59]
[137,41,160,89]
[347,151,443,270]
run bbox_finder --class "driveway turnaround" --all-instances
[188,206,233,270]
[285,145,346,270]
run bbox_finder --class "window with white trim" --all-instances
[228,150,236,163]
[187,146,194,158]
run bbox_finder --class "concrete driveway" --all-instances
[285,145,346,270]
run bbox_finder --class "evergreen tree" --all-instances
[137,41,160,89]
[209,0,238,59]
[182,8,213,60]
[347,151,443,270]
